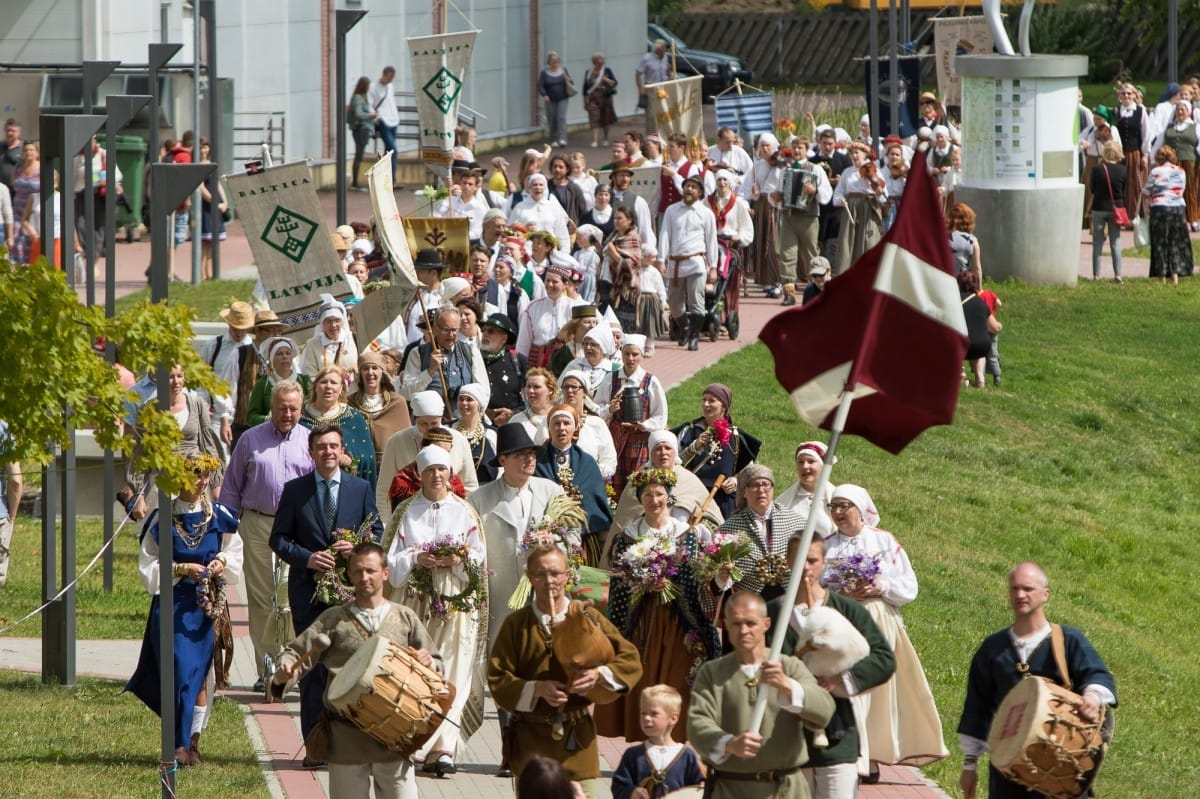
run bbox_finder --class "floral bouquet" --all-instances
[612,529,684,605]
[312,516,379,606]
[693,530,753,585]
[197,568,227,619]
[408,536,489,619]
[825,551,882,594]
[508,493,588,610]
[605,481,618,515]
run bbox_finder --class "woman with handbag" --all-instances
[582,52,618,148]
[347,76,376,191]
[1089,141,1128,282]
[537,52,574,148]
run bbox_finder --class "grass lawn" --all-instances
[0,520,150,639]
[0,673,270,799]
[668,276,1200,798]
[0,521,270,798]
[113,278,258,320]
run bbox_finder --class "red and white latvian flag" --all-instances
[759,148,968,454]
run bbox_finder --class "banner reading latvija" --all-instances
[224,161,350,334]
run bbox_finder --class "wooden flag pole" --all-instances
[747,388,855,735]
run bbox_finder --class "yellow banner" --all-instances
[646,75,704,140]
[402,216,471,276]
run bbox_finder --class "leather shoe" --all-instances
[496,765,513,778]
[252,676,266,693]
[175,746,190,766]
[188,733,201,766]
[302,757,327,770]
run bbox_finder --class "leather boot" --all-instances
[687,313,703,351]
[675,315,688,346]
[781,283,797,306]
[188,733,201,766]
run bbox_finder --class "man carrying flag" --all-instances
[722,144,969,759]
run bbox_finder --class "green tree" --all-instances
[0,255,223,496]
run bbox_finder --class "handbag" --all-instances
[564,71,578,98]
[1101,164,1130,227]
[1133,214,1150,248]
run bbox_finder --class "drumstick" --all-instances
[689,474,726,527]
[266,633,331,703]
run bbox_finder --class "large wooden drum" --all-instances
[326,635,455,757]
[988,676,1111,799]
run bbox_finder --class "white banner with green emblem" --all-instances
[408,30,479,176]
[223,161,351,334]
[646,75,704,140]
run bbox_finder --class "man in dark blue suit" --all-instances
[269,423,383,766]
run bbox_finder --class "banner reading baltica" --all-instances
[224,161,350,332]
[408,31,479,175]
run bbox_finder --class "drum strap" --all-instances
[1050,623,1072,691]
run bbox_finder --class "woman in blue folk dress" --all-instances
[126,454,243,767]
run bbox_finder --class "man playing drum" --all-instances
[957,562,1117,799]
[274,542,440,798]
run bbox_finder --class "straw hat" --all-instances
[219,301,255,329]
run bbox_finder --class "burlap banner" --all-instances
[408,31,479,176]
[351,284,414,350]
[223,161,350,333]
[646,75,704,140]
[932,17,995,108]
[368,153,418,289]
[402,216,471,276]
[592,165,662,215]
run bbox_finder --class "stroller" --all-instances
[702,236,743,341]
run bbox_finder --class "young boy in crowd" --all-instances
[611,684,704,799]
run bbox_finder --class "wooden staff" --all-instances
[689,474,726,527]
[413,279,452,408]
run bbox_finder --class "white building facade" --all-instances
[0,0,647,168]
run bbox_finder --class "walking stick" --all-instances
[413,279,452,411]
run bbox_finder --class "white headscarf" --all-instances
[259,336,299,378]
[831,483,881,528]
[317,293,351,347]
[417,445,452,473]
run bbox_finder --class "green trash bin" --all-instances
[97,133,147,235]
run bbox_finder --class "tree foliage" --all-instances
[0,255,224,495]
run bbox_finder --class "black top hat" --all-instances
[480,312,517,344]
[490,423,539,467]
[414,248,445,271]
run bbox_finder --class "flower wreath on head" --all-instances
[185,452,223,475]
[629,467,677,493]
[526,229,558,250]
